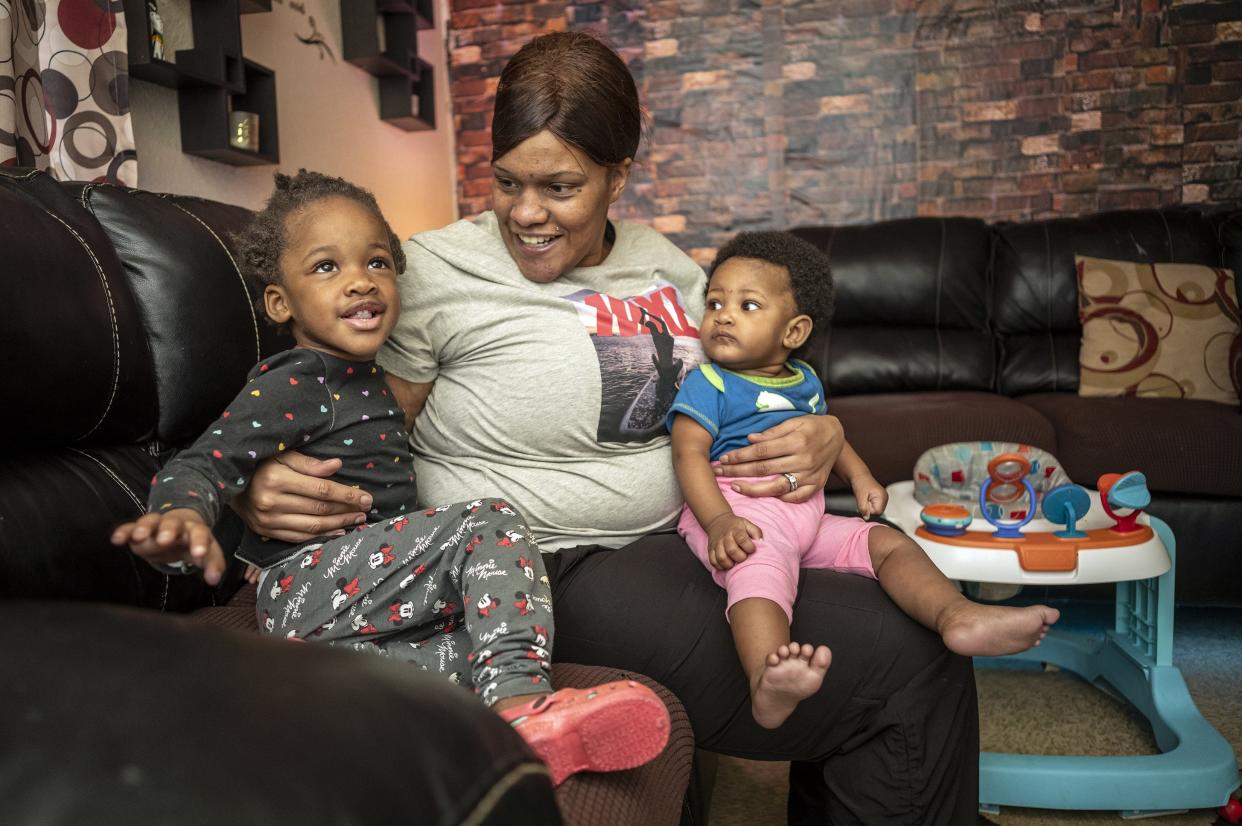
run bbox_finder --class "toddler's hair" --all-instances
[708,231,834,327]
[235,170,406,323]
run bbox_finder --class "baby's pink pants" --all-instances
[678,475,879,624]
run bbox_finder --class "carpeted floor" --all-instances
[709,603,1242,825]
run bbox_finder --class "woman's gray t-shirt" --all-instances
[377,212,706,551]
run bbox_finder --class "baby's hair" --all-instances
[235,170,406,324]
[708,231,834,327]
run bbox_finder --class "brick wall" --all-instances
[449,0,1242,261]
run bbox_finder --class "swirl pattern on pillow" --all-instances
[1076,256,1241,406]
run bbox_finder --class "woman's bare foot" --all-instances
[938,601,1060,657]
[750,641,832,729]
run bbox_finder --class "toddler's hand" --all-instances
[244,564,262,585]
[111,509,227,586]
[853,476,888,519]
[706,513,763,570]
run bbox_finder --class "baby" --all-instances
[112,170,669,784]
[668,230,1060,729]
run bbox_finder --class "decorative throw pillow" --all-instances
[1076,256,1241,406]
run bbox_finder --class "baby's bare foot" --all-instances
[938,601,1060,657]
[751,641,832,729]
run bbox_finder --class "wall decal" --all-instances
[297,16,336,62]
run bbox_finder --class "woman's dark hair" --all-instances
[492,31,644,165]
[709,231,835,327]
[235,170,405,328]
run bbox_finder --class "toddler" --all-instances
[113,170,669,784]
[668,231,1060,729]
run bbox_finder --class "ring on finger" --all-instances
[783,472,799,492]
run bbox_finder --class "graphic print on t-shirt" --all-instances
[563,281,703,443]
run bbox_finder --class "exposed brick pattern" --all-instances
[449,0,1242,255]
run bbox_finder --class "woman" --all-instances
[235,32,979,824]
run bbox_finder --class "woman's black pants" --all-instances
[544,533,980,825]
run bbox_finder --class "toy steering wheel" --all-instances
[979,452,1037,539]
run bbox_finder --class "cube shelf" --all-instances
[123,0,278,166]
[379,58,435,131]
[341,0,436,131]
[179,60,279,165]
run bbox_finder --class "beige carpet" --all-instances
[709,610,1242,824]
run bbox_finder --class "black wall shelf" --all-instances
[123,0,278,165]
[179,60,280,165]
[379,58,434,131]
[341,0,435,131]
[343,8,416,76]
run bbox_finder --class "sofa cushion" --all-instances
[993,209,1226,396]
[2,601,562,826]
[0,169,157,446]
[827,392,1057,490]
[0,445,223,609]
[1018,393,1242,498]
[1076,256,1240,406]
[79,184,288,446]
[791,218,995,396]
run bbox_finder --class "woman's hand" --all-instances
[714,415,845,502]
[231,451,371,543]
[111,508,227,586]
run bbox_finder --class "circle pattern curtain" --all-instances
[1,0,137,185]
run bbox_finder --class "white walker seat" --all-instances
[884,442,1239,817]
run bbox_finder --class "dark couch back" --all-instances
[793,218,995,396]
[794,208,1242,399]
[0,169,278,608]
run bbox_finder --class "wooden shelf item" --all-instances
[179,60,280,165]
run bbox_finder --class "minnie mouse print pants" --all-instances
[255,498,552,706]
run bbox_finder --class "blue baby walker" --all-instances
[885,442,1239,818]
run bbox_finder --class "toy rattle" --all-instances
[978,453,1036,539]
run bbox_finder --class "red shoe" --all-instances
[498,680,671,786]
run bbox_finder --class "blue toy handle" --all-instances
[980,477,1037,539]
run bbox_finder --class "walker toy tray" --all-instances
[888,481,1171,585]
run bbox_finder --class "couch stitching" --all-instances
[70,448,171,610]
[37,206,121,440]
[457,763,551,826]
[935,218,945,391]
[163,199,262,363]
[79,181,95,210]
[986,226,999,392]
[69,448,144,513]
[1157,209,1174,259]
[1043,222,1057,391]
[1216,214,1226,267]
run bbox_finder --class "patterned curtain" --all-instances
[1,0,136,184]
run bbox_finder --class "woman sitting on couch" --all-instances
[235,32,980,824]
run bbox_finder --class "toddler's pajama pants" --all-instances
[256,497,552,706]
